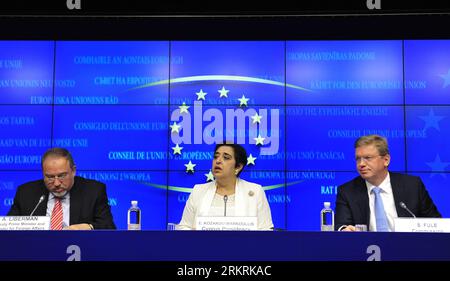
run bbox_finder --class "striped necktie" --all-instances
[50,197,63,230]
[372,187,389,232]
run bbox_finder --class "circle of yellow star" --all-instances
[185,161,196,173]
[196,89,207,100]
[204,170,215,182]
[254,135,265,145]
[218,86,229,98]
[172,143,183,155]
[251,113,262,124]
[170,122,181,133]
[179,102,190,114]
[238,95,250,107]
[247,154,257,165]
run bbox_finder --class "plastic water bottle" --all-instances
[320,202,334,231]
[127,200,141,230]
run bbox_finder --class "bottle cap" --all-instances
[131,200,138,206]
[324,202,331,208]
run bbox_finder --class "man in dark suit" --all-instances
[8,147,116,230]
[335,135,441,231]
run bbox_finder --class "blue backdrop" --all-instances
[1,40,449,230]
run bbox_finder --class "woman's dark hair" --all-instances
[214,143,247,177]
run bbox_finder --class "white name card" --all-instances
[196,216,257,231]
[394,218,450,233]
[0,216,50,230]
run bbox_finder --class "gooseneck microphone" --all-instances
[30,195,46,216]
[223,195,228,217]
[399,201,416,218]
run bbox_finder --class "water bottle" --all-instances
[127,200,141,230]
[320,202,334,231]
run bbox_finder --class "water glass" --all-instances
[167,223,178,231]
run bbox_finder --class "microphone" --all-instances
[223,195,228,217]
[30,195,46,216]
[399,201,416,218]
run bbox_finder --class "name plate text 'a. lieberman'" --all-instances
[0,216,50,230]
[394,218,450,233]
[196,216,257,231]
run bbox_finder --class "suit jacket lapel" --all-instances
[199,182,216,216]
[235,179,247,216]
[69,179,81,225]
[355,177,370,225]
[389,172,404,216]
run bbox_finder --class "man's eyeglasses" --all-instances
[355,155,381,163]
[45,172,69,182]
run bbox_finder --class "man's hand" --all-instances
[65,223,93,230]
[342,225,357,231]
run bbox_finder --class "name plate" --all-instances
[394,218,450,233]
[0,216,50,230]
[196,216,257,231]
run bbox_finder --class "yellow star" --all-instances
[254,135,265,145]
[184,161,196,173]
[251,112,262,124]
[204,170,215,182]
[247,154,257,165]
[196,89,207,101]
[238,95,249,107]
[170,122,181,133]
[172,143,183,155]
[179,102,190,114]
[218,86,229,98]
